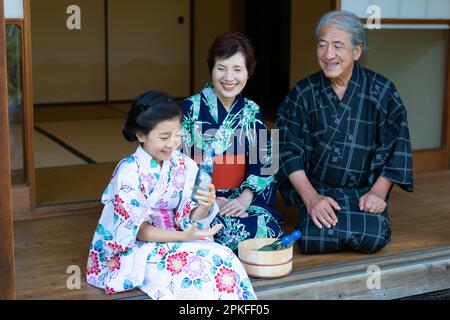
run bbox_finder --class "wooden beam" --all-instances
[360,18,450,25]
[414,149,448,173]
[0,0,17,300]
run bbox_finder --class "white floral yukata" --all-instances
[86,145,256,300]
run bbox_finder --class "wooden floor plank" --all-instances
[13,170,450,299]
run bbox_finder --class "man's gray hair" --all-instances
[315,10,366,52]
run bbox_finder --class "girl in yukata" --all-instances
[181,32,284,251]
[86,91,256,300]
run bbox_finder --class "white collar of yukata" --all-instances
[135,144,179,168]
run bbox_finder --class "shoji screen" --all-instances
[361,29,448,150]
[341,0,450,19]
[107,0,191,100]
[4,0,23,18]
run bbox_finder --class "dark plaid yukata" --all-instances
[276,62,413,254]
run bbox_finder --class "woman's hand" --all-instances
[216,197,229,210]
[219,189,253,218]
[182,223,222,241]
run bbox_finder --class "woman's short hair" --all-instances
[315,10,366,53]
[122,90,182,142]
[207,32,256,76]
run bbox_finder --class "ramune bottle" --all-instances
[192,144,215,203]
[258,230,302,251]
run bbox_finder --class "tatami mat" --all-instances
[36,163,117,205]
[34,130,87,168]
[33,103,134,205]
[36,119,137,163]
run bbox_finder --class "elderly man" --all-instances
[276,10,413,254]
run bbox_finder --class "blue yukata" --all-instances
[181,83,284,252]
[276,62,413,254]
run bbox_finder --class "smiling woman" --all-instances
[181,32,284,252]
[211,52,249,111]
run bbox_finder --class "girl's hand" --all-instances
[195,184,216,209]
[190,184,216,220]
[183,223,222,241]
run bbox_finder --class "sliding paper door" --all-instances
[107,0,191,100]
[361,28,449,172]
[31,0,106,104]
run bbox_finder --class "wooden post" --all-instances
[447,29,450,168]
[0,0,17,300]
[333,0,341,10]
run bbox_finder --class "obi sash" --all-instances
[193,154,246,190]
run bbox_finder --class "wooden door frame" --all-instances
[333,1,450,172]
[0,0,17,300]
[8,0,35,215]
[22,0,35,208]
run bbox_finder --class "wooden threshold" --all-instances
[253,245,450,300]
[13,201,102,222]
[112,245,450,300]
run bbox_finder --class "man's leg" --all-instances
[339,190,391,254]
[342,210,391,254]
[297,193,391,254]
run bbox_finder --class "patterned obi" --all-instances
[194,154,246,190]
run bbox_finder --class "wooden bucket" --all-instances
[238,238,293,279]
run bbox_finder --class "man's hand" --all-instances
[359,191,386,214]
[305,194,340,229]
[358,176,391,214]
[288,170,340,229]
